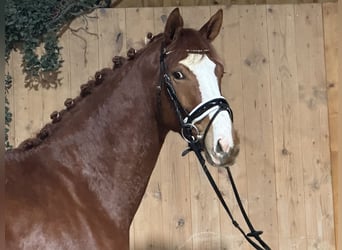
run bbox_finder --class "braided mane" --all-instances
[11,32,161,152]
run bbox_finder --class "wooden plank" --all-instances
[153,7,193,250]
[10,50,36,146]
[125,8,155,52]
[154,8,193,249]
[322,3,339,245]
[156,133,193,249]
[143,0,166,7]
[41,30,72,128]
[181,6,223,250]
[294,4,335,249]
[130,6,196,249]
[180,6,211,30]
[337,1,342,249]
[17,44,45,144]
[124,8,158,250]
[97,8,126,68]
[153,6,174,34]
[41,78,60,127]
[128,8,153,250]
[330,148,339,248]
[267,4,307,249]
[323,3,339,117]
[128,7,175,250]
[238,4,278,249]
[114,0,145,8]
[68,11,100,97]
[210,5,251,250]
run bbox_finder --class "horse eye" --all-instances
[172,71,185,80]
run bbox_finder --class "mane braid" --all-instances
[11,32,164,153]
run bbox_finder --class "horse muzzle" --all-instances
[203,132,240,167]
[201,111,239,167]
[182,97,239,167]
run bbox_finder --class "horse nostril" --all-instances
[216,139,230,154]
[216,141,224,153]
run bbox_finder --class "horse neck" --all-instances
[38,43,167,229]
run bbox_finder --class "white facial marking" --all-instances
[179,54,234,153]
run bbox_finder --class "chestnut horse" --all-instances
[5,8,239,249]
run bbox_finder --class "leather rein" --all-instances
[159,43,271,250]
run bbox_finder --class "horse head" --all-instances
[159,8,240,167]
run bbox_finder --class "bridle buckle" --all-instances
[181,123,201,143]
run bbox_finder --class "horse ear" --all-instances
[199,9,223,42]
[164,8,184,44]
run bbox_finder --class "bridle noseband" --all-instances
[158,42,271,250]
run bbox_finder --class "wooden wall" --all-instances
[323,3,339,248]
[338,2,342,249]
[6,4,337,249]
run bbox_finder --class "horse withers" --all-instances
[5,8,239,249]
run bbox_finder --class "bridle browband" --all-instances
[159,42,271,250]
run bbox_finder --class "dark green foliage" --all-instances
[4,0,108,148]
[5,0,105,77]
[5,74,13,149]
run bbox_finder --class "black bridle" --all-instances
[159,44,233,143]
[159,42,271,250]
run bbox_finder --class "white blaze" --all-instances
[179,54,234,152]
